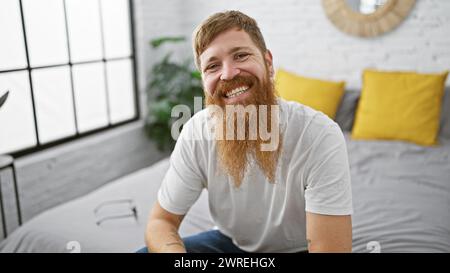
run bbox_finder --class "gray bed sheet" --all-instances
[1,135,449,253]
[349,134,450,253]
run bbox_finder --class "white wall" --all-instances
[137,0,450,91]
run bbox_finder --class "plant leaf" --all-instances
[150,36,186,49]
[191,70,201,79]
[0,90,9,108]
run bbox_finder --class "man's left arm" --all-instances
[303,123,353,252]
[306,212,352,253]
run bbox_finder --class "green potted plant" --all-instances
[144,37,204,151]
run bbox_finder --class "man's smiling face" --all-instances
[199,28,274,105]
[193,12,282,187]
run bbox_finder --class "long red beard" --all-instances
[205,72,282,187]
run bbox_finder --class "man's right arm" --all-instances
[145,201,186,253]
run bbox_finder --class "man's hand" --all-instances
[145,201,186,253]
[306,212,352,253]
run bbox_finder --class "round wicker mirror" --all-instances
[322,0,416,37]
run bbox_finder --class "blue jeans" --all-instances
[137,229,247,253]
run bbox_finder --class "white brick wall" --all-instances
[135,0,450,95]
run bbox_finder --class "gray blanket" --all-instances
[349,134,450,252]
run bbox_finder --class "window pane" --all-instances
[101,0,132,59]
[22,0,69,67]
[65,0,103,63]
[0,0,27,71]
[0,71,37,154]
[72,62,108,133]
[32,66,76,143]
[106,59,136,124]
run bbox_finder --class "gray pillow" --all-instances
[335,90,360,132]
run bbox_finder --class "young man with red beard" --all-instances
[142,11,353,253]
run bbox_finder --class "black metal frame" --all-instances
[1,0,140,158]
[0,173,6,239]
[0,176,8,238]
[0,158,22,238]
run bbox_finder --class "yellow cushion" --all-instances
[352,69,449,146]
[275,69,345,119]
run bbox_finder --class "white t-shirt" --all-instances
[158,98,353,252]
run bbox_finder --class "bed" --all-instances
[1,91,450,253]
[0,159,214,253]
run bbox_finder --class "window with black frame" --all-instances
[0,0,138,156]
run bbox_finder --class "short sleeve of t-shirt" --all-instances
[157,117,206,215]
[304,123,353,215]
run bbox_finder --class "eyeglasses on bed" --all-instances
[93,199,138,226]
